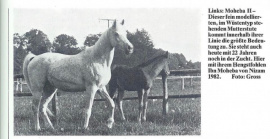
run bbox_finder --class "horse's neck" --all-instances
[83,30,114,67]
[141,58,166,80]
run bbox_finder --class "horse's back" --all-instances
[27,53,71,74]
[112,66,151,91]
[27,53,79,89]
[47,55,86,91]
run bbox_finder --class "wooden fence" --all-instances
[13,69,201,115]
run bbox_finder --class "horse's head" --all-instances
[162,51,170,75]
[109,20,133,55]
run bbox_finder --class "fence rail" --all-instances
[95,94,201,101]
[14,69,201,115]
[169,69,201,75]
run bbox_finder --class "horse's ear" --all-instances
[121,19,125,25]
[112,20,117,28]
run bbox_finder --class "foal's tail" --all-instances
[23,52,36,89]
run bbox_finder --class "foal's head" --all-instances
[161,51,170,75]
[108,20,133,55]
[138,51,170,77]
[162,51,170,75]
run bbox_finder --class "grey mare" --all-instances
[23,20,133,131]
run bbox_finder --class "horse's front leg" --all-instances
[83,85,98,130]
[98,86,115,128]
[142,89,150,122]
[138,89,145,123]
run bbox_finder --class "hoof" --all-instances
[107,119,114,128]
[60,128,65,132]
[121,117,126,121]
[42,127,56,132]
[49,128,58,133]
[34,126,41,131]
[107,122,114,128]
[137,118,142,123]
[82,127,90,133]
[142,117,146,122]
[35,128,41,131]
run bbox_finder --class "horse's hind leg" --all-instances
[25,78,42,131]
[32,93,42,131]
[39,83,57,130]
[99,86,115,128]
[142,89,150,122]
[117,89,126,121]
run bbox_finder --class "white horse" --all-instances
[23,20,133,131]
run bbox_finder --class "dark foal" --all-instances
[109,51,170,122]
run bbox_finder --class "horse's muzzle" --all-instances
[125,44,134,55]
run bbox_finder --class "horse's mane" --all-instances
[136,52,167,68]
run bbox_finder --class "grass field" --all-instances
[14,78,201,135]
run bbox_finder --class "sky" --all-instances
[13,9,201,62]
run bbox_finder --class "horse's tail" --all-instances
[23,52,36,90]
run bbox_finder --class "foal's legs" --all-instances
[117,89,126,121]
[50,89,59,126]
[142,89,150,122]
[98,86,115,128]
[46,107,55,117]
[39,84,57,130]
[83,85,98,130]
[138,89,145,123]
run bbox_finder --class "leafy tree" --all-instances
[84,33,101,47]
[127,29,154,50]
[23,29,52,55]
[82,29,195,70]
[186,60,195,69]
[193,61,201,69]
[177,53,188,68]
[112,29,156,66]
[126,29,154,62]
[52,34,80,55]
[83,29,155,66]
[14,33,27,74]
[168,53,188,70]
[14,33,23,48]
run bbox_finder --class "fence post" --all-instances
[20,78,23,92]
[52,90,59,126]
[162,73,168,115]
[16,78,19,93]
[181,78,185,90]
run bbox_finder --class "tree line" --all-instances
[14,28,200,74]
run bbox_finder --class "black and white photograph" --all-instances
[2,0,270,139]
[12,9,201,135]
